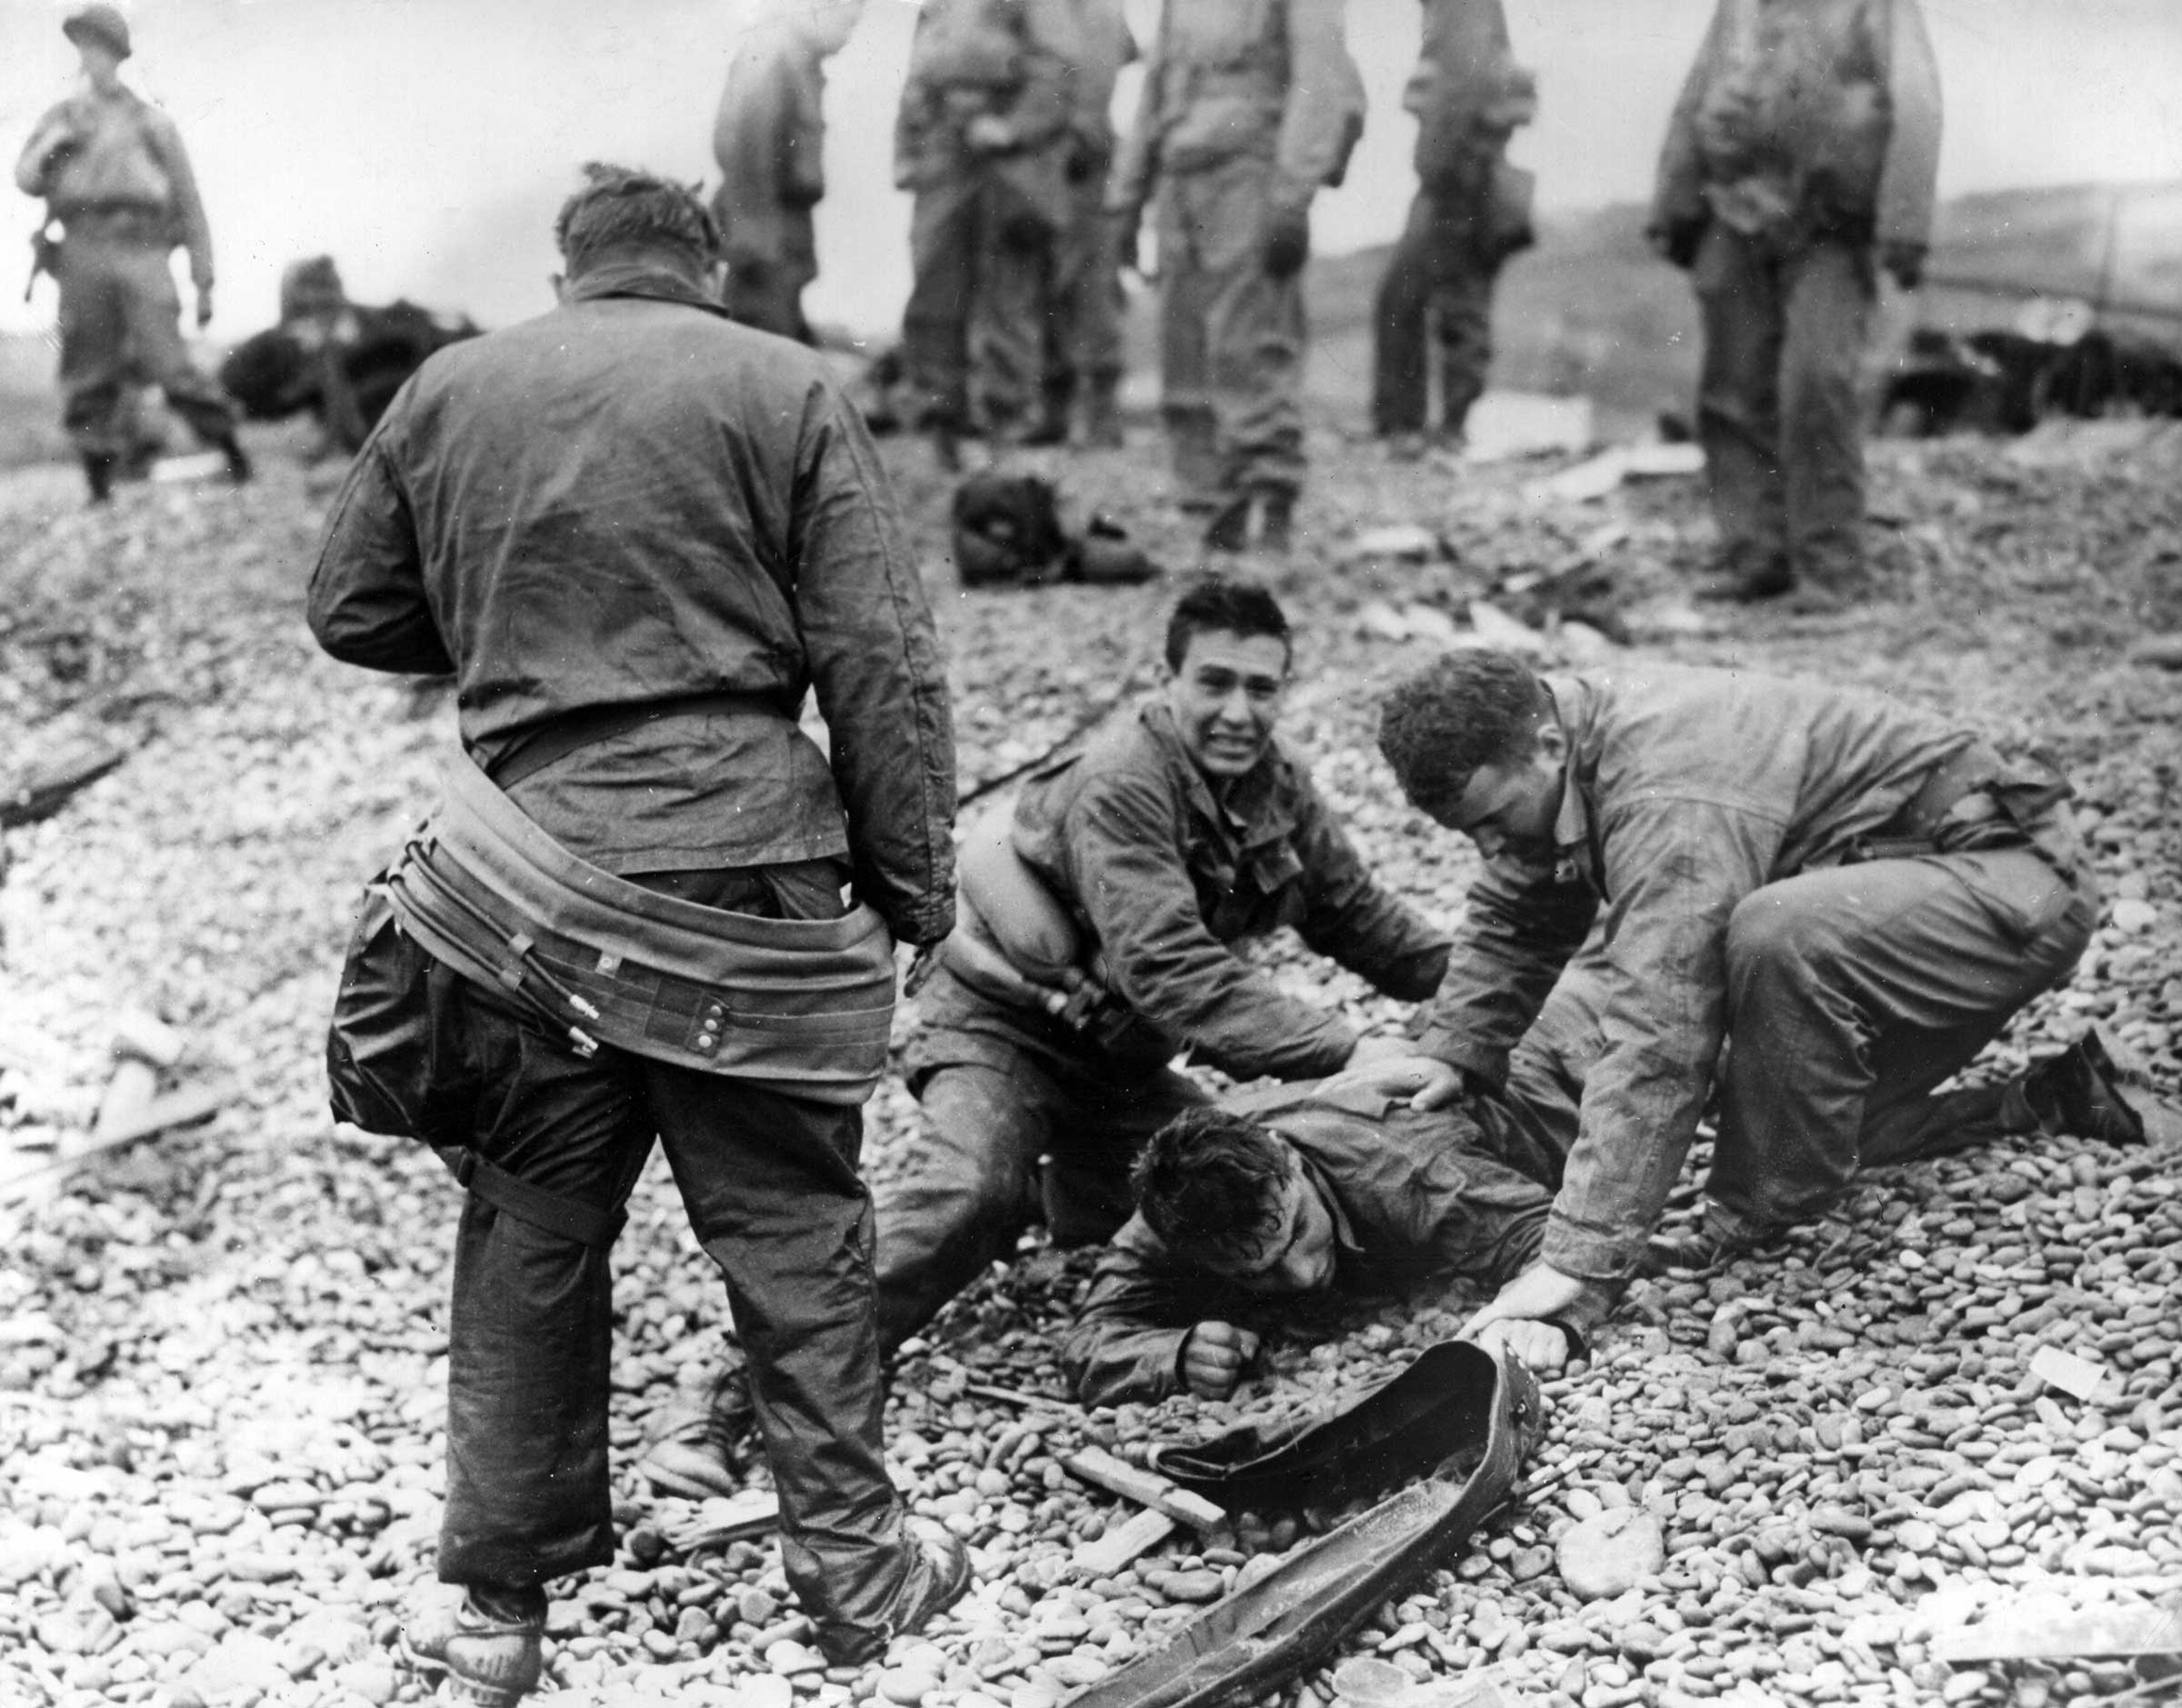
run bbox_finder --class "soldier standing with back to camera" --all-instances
[1109,0,1365,554]
[1371,0,1537,458]
[14,4,250,504]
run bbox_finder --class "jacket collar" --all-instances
[560,259,727,315]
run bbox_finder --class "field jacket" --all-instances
[305,261,957,947]
[15,84,214,287]
[711,18,833,272]
[1652,0,1941,250]
[1111,0,1365,217]
[919,700,1448,1081]
[1416,664,2084,1283]
[895,0,1084,231]
[1060,1078,1614,1404]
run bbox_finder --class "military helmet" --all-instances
[63,4,133,59]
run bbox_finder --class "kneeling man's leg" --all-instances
[1709,850,2093,1237]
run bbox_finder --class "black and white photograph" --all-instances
[2,2,2179,1706]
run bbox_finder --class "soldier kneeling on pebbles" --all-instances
[1354,650,2152,1358]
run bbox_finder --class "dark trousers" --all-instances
[873,1029,1209,1353]
[1038,165,1126,406]
[1707,846,2097,1237]
[904,173,1050,433]
[1372,191,1500,438]
[1693,225,1874,585]
[435,863,916,1653]
[55,234,236,459]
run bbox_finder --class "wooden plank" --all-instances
[666,1488,780,1553]
[1065,1445,1226,1530]
[1073,1507,1177,1577]
[2030,1345,2117,1403]
[0,1083,229,1203]
[1932,1601,2182,1663]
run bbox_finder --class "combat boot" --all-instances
[814,1533,974,1667]
[402,1583,546,1707]
[82,454,115,505]
[2023,1030,2147,1145]
[638,1363,757,1501]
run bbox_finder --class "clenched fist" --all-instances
[1180,1320,1261,1399]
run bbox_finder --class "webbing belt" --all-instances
[442,1147,626,1250]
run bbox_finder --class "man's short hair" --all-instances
[1164,574,1292,672]
[1377,648,1548,817]
[1133,1105,1294,1266]
[554,163,720,275]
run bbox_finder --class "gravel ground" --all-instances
[2,412,2179,1708]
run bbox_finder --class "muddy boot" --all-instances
[1202,490,1254,554]
[638,1362,757,1501]
[1083,375,1124,449]
[814,1533,975,1667]
[82,454,115,505]
[402,1584,546,1707]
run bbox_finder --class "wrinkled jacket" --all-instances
[305,261,957,947]
[1068,0,1139,163]
[1404,0,1524,193]
[15,85,214,287]
[895,0,1084,226]
[1060,1078,1609,1404]
[712,19,832,269]
[1112,0,1366,215]
[1417,664,2082,1283]
[1652,0,1941,248]
[926,700,1447,1081]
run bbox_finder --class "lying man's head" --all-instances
[554,163,721,291]
[1378,649,1565,867]
[1133,1107,1338,1292]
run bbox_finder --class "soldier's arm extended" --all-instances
[1536,798,1782,1283]
[1415,859,1597,1091]
[15,102,81,198]
[1273,0,1363,209]
[1289,767,1450,1002]
[1066,767,1361,1080]
[1061,1221,1247,1406]
[788,375,959,948]
[142,107,213,291]
[1872,0,1942,254]
[305,420,455,676]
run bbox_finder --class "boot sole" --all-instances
[400,1634,535,1708]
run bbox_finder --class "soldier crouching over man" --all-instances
[1355,650,2149,1355]
[307,165,966,1703]
[643,575,1451,1498]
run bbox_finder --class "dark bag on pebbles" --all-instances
[953,472,1070,588]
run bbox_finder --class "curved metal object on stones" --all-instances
[1064,1343,1540,1708]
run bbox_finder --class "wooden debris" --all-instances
[1073,1507,1177,1577]
[1063,1445,1226,1531]
[1,1082,230,1204]
[0,726,127,828]
[964,1381,1068,1413]
[2030,1344,2117,1403]
[665,1488,780,1553]
[1931,1597,2182,1663]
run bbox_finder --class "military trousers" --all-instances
[876,980,1209,1352]
[1693,225,1875,587]
[903,172,1051,434]
[1156,155,1306,502]
[431,863,920,1656]
[1041,165,1127,405]
[1372,191,1500,440]
[55,232,236,460]
[718,201,819,345]
[1706,845,2097,1240]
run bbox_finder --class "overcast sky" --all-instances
[2,0,2178,338]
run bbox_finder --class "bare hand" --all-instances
[195,285,215,329]
[1470,1316,1572,1373]
[1180,1321,1260,1400]
[1460,1264,1589,1341]
[1322,1053,1465,1111]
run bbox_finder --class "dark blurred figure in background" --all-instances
[1650,0,1941,604]
[710,0,865,344]
[1111,0,1366,554]
[896,0,1085,465]
[1021,0,1136,449]
[14,4,248,504]
[219,256,479,458]
[1371,0,1537,459]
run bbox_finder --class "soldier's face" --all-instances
[1164,629,1290,780]
[1222,1165,1340,1294]
[1440,724,1566,869]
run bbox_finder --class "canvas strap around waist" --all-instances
[383,756,897,1104]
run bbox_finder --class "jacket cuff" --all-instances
[1416,1027,1507,1088]
[1540,1213,1648,1284]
